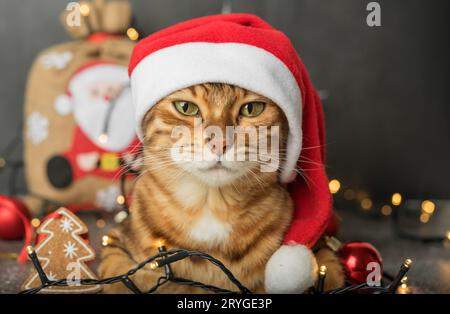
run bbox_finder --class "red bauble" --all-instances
[337,242,383,285]
[0,195,31,240]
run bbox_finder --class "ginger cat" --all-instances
[98,83,343,293]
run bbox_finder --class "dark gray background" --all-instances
[0,0,449,199]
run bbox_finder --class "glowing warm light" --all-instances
[419,213,430,223]
[26,246,35,255]
[361,198,373,210]
[328,179,341,194]
[31,218,41,228]
[116,195,125,205]
[343,189,355,200]
[381,205,392,216]
[391,193,402,206]
[403,258,413,268]
[126,27,139,41]
[153,239,165,248]
[397,283,411,294]
[101,235,110,247]
[98,133,108,144]
[446,231,450,241]
[149,261,159,270]
[319,265,327,276]
[114,210,128,224]
[421,200,435,214]
[96,219,106,228]
[80,4,90,16]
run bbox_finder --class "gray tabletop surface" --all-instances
[0,209,449,294]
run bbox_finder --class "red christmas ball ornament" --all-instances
[0,195,31,240]
[337,241,383,285]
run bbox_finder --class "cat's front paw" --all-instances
[264,244,318,294]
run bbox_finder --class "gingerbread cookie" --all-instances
[22,208,102,293]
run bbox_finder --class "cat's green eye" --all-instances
[173,101,200,116]
[240,102,265,117]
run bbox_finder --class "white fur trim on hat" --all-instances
[265,244,318,293]
[130,42,302,183]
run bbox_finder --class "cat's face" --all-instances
[141,83,288,187]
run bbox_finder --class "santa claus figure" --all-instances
[48,61,140,189]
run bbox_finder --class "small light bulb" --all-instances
[114,210,128,224]
[319,265,327,276]
[397,283,411,294]
[98,133,108,144]
[421,200,435,214]
[446,231,450,241]
[403,258,412,268]
[96,219,106,228]
[328,179,341,194]
[116,195,125,205]
[361,198,373,210]
[391,193,402,206]
[31,218,41,228]
[153,239,165,248]
[126,27,139,41]
[149,261,159,270]
[26,246,35,255]
[419,212,430,223]
[101,235,111,247]
[80,4,90,17]
[381,205,392,216]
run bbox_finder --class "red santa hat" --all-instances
[128,13,332,293]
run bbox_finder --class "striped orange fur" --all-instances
[98,83,343,293]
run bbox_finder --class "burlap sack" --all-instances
[23,0,139,213]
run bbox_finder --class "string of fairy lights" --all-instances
[78,2,140,42]
[328,178,450,242]
[20,242,413,294]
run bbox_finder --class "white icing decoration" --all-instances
[63,241,78,259]
[59,217,74,233]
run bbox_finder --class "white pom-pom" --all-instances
[265,244,318,294]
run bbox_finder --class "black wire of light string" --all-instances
[21,242,411,295]
[20,248,252,294]
[322,258,412,295]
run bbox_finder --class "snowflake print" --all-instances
[95,185,121,212]
[26,112,49,145]
[59,218,74,233]
[63,241,78,259]
[41,51,73,70]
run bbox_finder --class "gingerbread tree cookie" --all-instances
[22,208,101,293]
